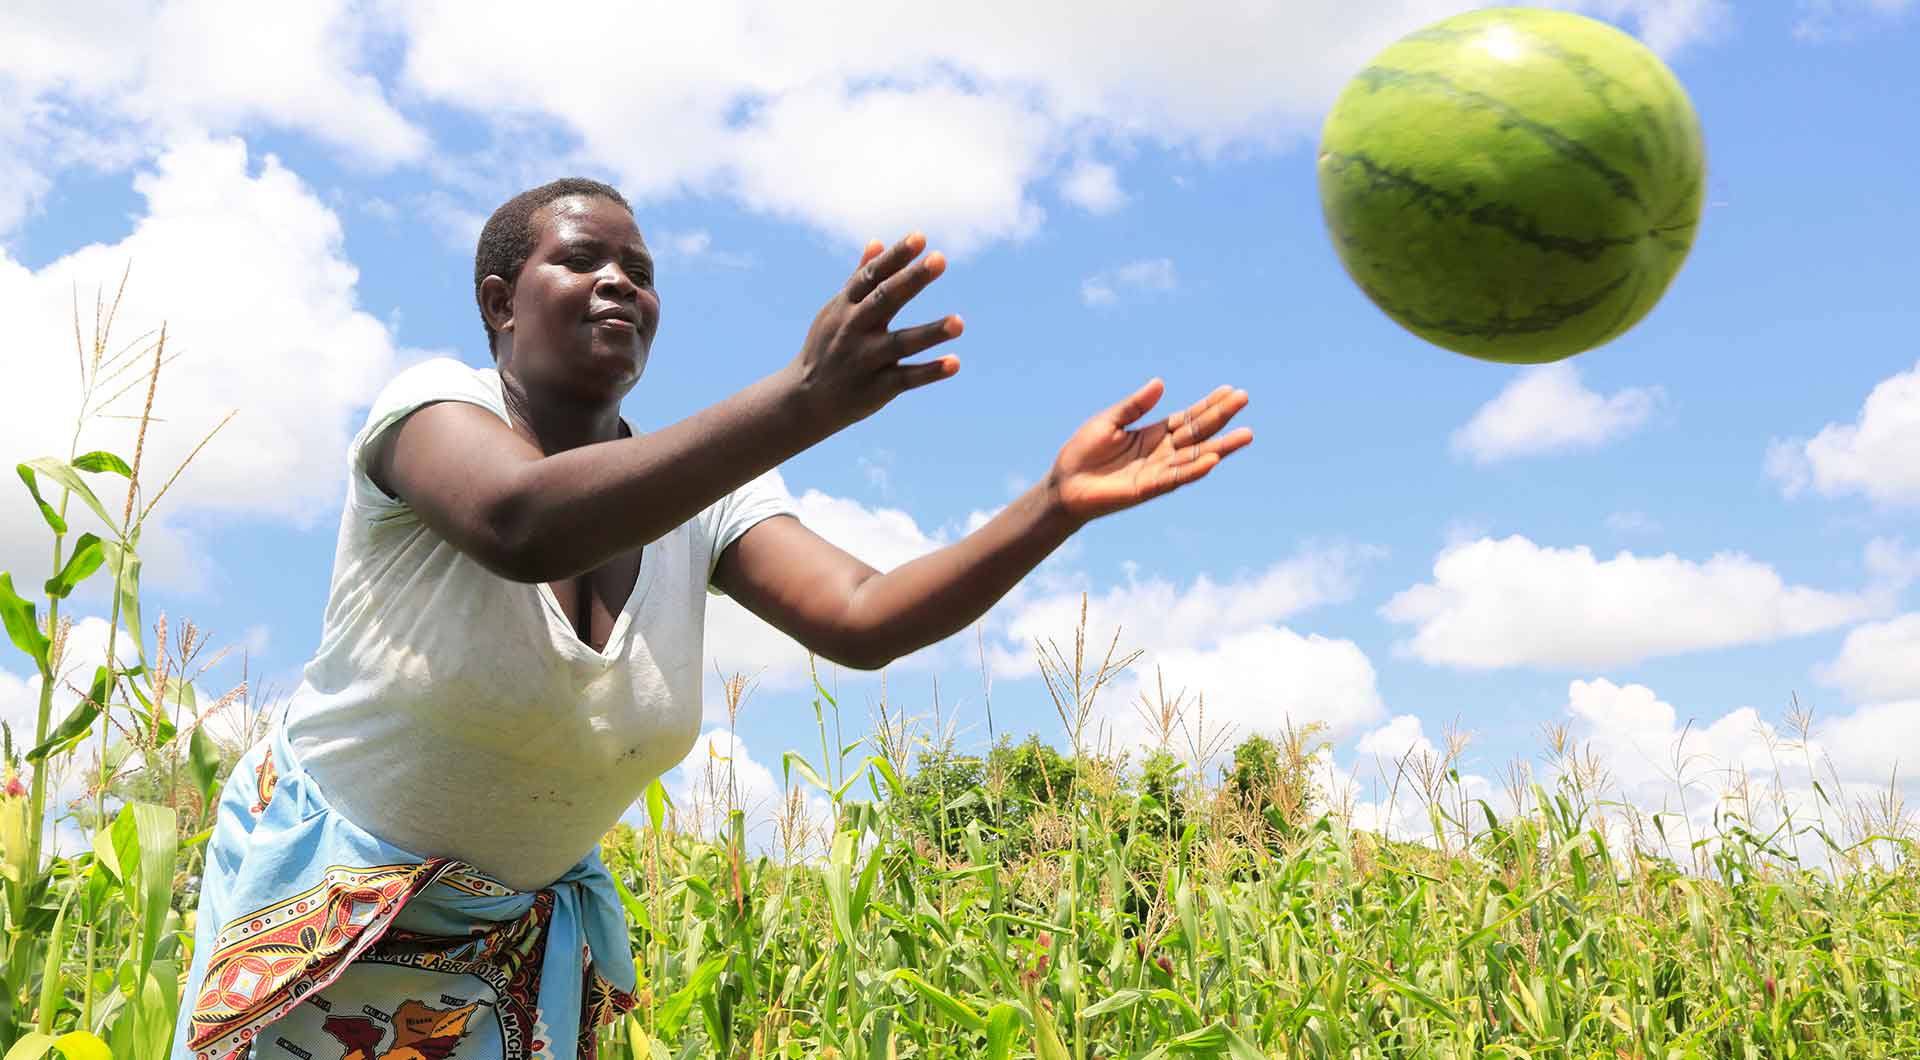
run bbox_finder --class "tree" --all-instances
[1226,722,1327,837]
[899,747,990,856]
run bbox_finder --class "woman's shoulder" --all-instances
[344,357,507,516]
[366,356,505,422]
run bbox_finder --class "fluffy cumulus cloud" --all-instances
[1450,363,1662,464]
[1814,699,1920,783]
[987,545,1384,750]
[1081,259,1178,309]
[379,0,1729,251]
[1556,679,1919,854]
[0,137,425,589]
[990,546,1368,676]
[0,666,36,752]
[705,531,1386,752]
[708,485,1385,754]
[1113,628,1385,753]
[1059,160,1127,214]
[1326,678,1918,853]
[1867,537,1920,585]
[1318,715,1495,842]
[702,471,1007,698]
[1382,535,1896,670]
[9,1,1724,251]
[1564,678,1782,792]
[0,1,423,233]
[645,727,834,857]
[1815,614,1920,701]
[1768,360,1920,506]
[1354,714,1439,762]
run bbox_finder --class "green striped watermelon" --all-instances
[1317,8,1705,364]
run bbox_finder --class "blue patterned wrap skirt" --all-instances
[170,724,638,1060]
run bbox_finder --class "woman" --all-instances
[172,177,1251,1060]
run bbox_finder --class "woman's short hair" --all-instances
[473,177,634,351]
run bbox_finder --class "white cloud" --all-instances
[1795,0,1915,39]
[1,136,426,589]
[1382,535,1893,670]
[1560,679,1918,846]
[1814,699,1920,782]
[1768,360,1920,506]
[702,497,1381,749]
[991,544,1369,678]
[856,451,894,496]
[239,624,272,658]
[1450,363,1661,464]
[1581,0,1731,52]
[1108,627,1385,753]
[1816,614,1920,701]
[1322,717,1495,844]
[1866,537,1920,585]
[1565,678,1781,792]
[8,2,1723,250]
[0,666,36,750]
[418,189,486,254]
[962,507,1001,536]
[1355,714,1439,762]
[1081,258,1177,308]
[645,727,834,857]
[786,478,954,573]
[1606,510,1659,533]
[1326,679,1916,858]
[729,84,1051,253]
[385,0,1721,253]
[1059,160,1126,214]
[655,229,754,270]
[986,545,1382,749]
[703,471,963,695]
[703,594,814,705]
[0,89,61,235]
[0,1,423,231]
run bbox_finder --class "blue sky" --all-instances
[3,0,1917,847]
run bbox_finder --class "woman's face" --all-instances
[504,194,661,398]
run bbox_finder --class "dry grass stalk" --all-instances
[1035,593,1141,759]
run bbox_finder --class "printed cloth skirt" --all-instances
[170,723,638,1060]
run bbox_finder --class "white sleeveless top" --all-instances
[283,357,796,889]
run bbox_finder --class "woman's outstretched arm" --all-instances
[712,380,1252,670]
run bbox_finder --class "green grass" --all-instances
[581,672,1919,1060]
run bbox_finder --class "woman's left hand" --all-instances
[1046,379,1254,525]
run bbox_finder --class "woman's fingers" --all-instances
[1099,379,1168,430]
[853,251,947,330]
[886,354,961,394]
[1167,386,1248,448]
[845,233,927,304]
[1158,450,1223,495]
[1197,426,1255,460]
[869,314,963,367]
[1145,428,1249,503]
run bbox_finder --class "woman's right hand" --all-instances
[782,233,964,433]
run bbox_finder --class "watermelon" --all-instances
[1317,8,1706,364]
